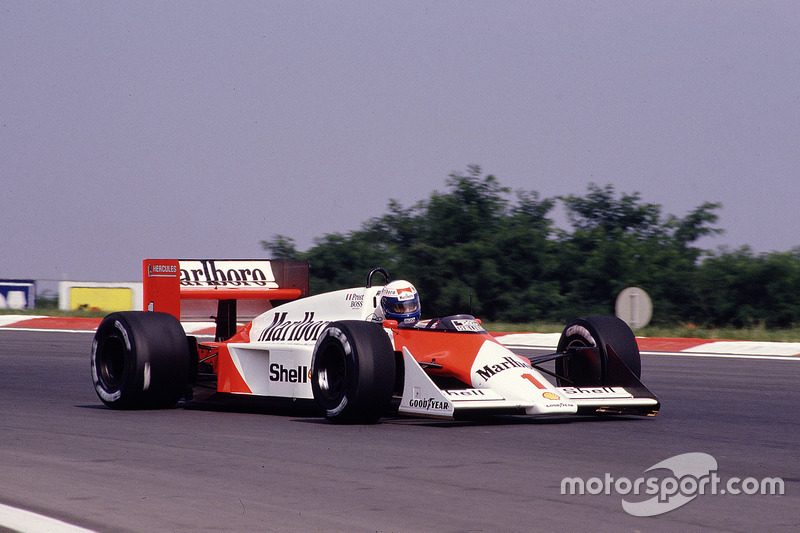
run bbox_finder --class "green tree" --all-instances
[558,184,722,323]
[260,234,299,260]
[260,169,785,327]
[424,165,510,245]
[695,247,800,327]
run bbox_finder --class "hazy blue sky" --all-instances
[3,1,799,283]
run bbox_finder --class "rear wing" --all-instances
[143,259,309,340]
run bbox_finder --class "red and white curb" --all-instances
[494,332,800,359]
[3,316,800,358]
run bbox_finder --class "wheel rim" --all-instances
[316,343,347,403]
[97,335,126,390]
[562,337,603,386]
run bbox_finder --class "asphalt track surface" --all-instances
[0,329,797,532]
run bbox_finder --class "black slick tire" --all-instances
[311,320,395,423]
[555,316,641,387]
[91,311,191,409]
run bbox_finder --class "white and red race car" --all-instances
[90,259,659,422]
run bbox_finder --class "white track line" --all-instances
[0,503,97,533]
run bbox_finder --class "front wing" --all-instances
[397,348,659,419]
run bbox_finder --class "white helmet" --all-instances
[378,280,421,323]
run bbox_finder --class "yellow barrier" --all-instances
[69,287,134,312]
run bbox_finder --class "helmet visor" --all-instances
[388,300,419,314]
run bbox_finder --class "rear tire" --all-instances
[91,311,191,409]
[555,316,641,387]
[311,321,395,423]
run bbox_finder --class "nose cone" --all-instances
[470,341,577,414]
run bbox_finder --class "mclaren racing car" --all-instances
[90,259,659,422]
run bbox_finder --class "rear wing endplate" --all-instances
[143,259,309,340]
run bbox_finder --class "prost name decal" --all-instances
[345,293,364,308]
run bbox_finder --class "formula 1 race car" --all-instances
[90,259,659,423]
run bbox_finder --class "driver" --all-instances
[376,280,421,324]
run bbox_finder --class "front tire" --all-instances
[91,311,191,409]
[311,321,395,423]
[555,316,641,387]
